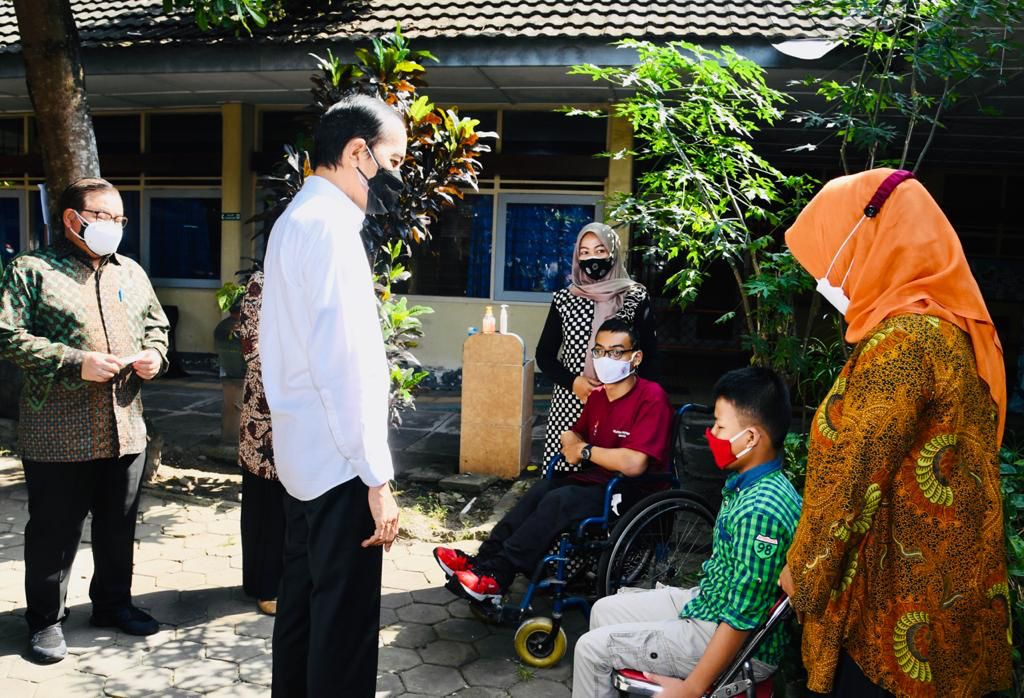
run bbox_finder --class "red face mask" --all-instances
[705,427,753,470]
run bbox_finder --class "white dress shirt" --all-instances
[260,175,394,500]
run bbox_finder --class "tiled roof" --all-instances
[0,1,835,54]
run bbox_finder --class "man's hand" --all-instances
[643,674,704,698]
[81,352,123,382]
[560,431,586,465]
[362,482,400,552]
[572,375,601,404]
[132,349,163,380]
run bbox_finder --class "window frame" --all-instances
[0,189,29,255]
[493,192,604,302]
[142,188,222,288]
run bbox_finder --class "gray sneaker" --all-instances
[30,623,66,663]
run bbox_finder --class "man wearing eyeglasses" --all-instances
[434,317,673,602]
[0,177,169,663]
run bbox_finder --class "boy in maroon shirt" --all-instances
[434,318,673,601]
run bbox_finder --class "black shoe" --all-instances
[90,606,159,636]
[29,623,67,663]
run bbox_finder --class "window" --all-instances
[143,190,221,287]
[0,118,22,156]
[402,195,493,298]
[0,192,23,265]
[149,113,222,154]
[495,194,602,301]
[93,115,141,155]
[501,111,605,156]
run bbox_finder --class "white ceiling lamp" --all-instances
[771,39,839,60]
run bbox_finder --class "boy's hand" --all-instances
[643,673,703,698]
[777,565,803,623]
[560,431,585,465]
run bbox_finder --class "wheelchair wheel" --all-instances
[597,489,715,597]
[514,617,567,668]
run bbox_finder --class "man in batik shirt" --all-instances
[0,178,169,663]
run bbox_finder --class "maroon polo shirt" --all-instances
[568,377,673,486]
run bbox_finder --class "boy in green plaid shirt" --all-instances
[573,367,802,698]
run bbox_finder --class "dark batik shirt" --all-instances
[0,239,169,462]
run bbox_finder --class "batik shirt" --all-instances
[787,314,1012,697]
[682,461,802,666]
[0,240,169,462]
[237,272,276,480]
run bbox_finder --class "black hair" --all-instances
[310,94,405,170]
[596,317,639,349]
[712,366,791,450]
[57,177,116,216]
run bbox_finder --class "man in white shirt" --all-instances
[260,94,404,697]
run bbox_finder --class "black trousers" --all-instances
[22,453,145,631]
[808,651,895,698]
[240,470,286,600]
[271,477,382,698]
[477,478,606,577]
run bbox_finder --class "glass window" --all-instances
[501,111,605,156]
[148,113,222,154]
[93,114,141,155]
[495,194,601,301]
[0,118,22,156]
[146,193,221,285]
[117,191,141,262]
[402,195,493,297]
[0,196,20,265]
[260,110,313,160]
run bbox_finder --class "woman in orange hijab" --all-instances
[777,169,1012,698]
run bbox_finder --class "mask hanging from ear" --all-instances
[705,427,753,469]
[357,148,404,216]
[73,211,122,257]
[580,256,615,281]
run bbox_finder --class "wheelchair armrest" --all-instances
[707,594,791,694]
[543,454,562,480]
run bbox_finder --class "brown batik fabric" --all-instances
[0,240,169,462]
[787,314,1011,697]
[237,272,276,480]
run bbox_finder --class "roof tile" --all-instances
[0,0,840,54]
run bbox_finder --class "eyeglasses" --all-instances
[591,347,637,360]
[80,209,129,228]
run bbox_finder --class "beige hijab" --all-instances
[568,222,639,379]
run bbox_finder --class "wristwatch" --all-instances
[580,444,593,463]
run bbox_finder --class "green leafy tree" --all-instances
[162,0,346,33]
[570,41,819,388]
[792,0,1024,172]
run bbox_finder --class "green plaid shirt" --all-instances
[682,460,802,666]
[0,240,169,462]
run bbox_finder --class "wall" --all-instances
[408,297,550,371]
[155,287,220,353]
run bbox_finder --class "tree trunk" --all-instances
[13,0,99,242]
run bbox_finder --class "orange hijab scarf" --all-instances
[785,168,1006,442]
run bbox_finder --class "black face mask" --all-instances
[357,148,404,215]
[580,256,614,281]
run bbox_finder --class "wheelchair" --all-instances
[612,595,792,697]
[458,404,719,668]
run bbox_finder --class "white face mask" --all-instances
[73,211,122,257]
[594,356,635,385]
[816,215,866,316]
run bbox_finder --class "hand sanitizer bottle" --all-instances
[482,306,496,334]
[499,304,509,334]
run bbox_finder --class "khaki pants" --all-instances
[571,586,774,698]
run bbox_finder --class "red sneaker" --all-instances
[454,569,503,601]
[433,547,475,577]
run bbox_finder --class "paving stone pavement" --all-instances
[0,456,582,696]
